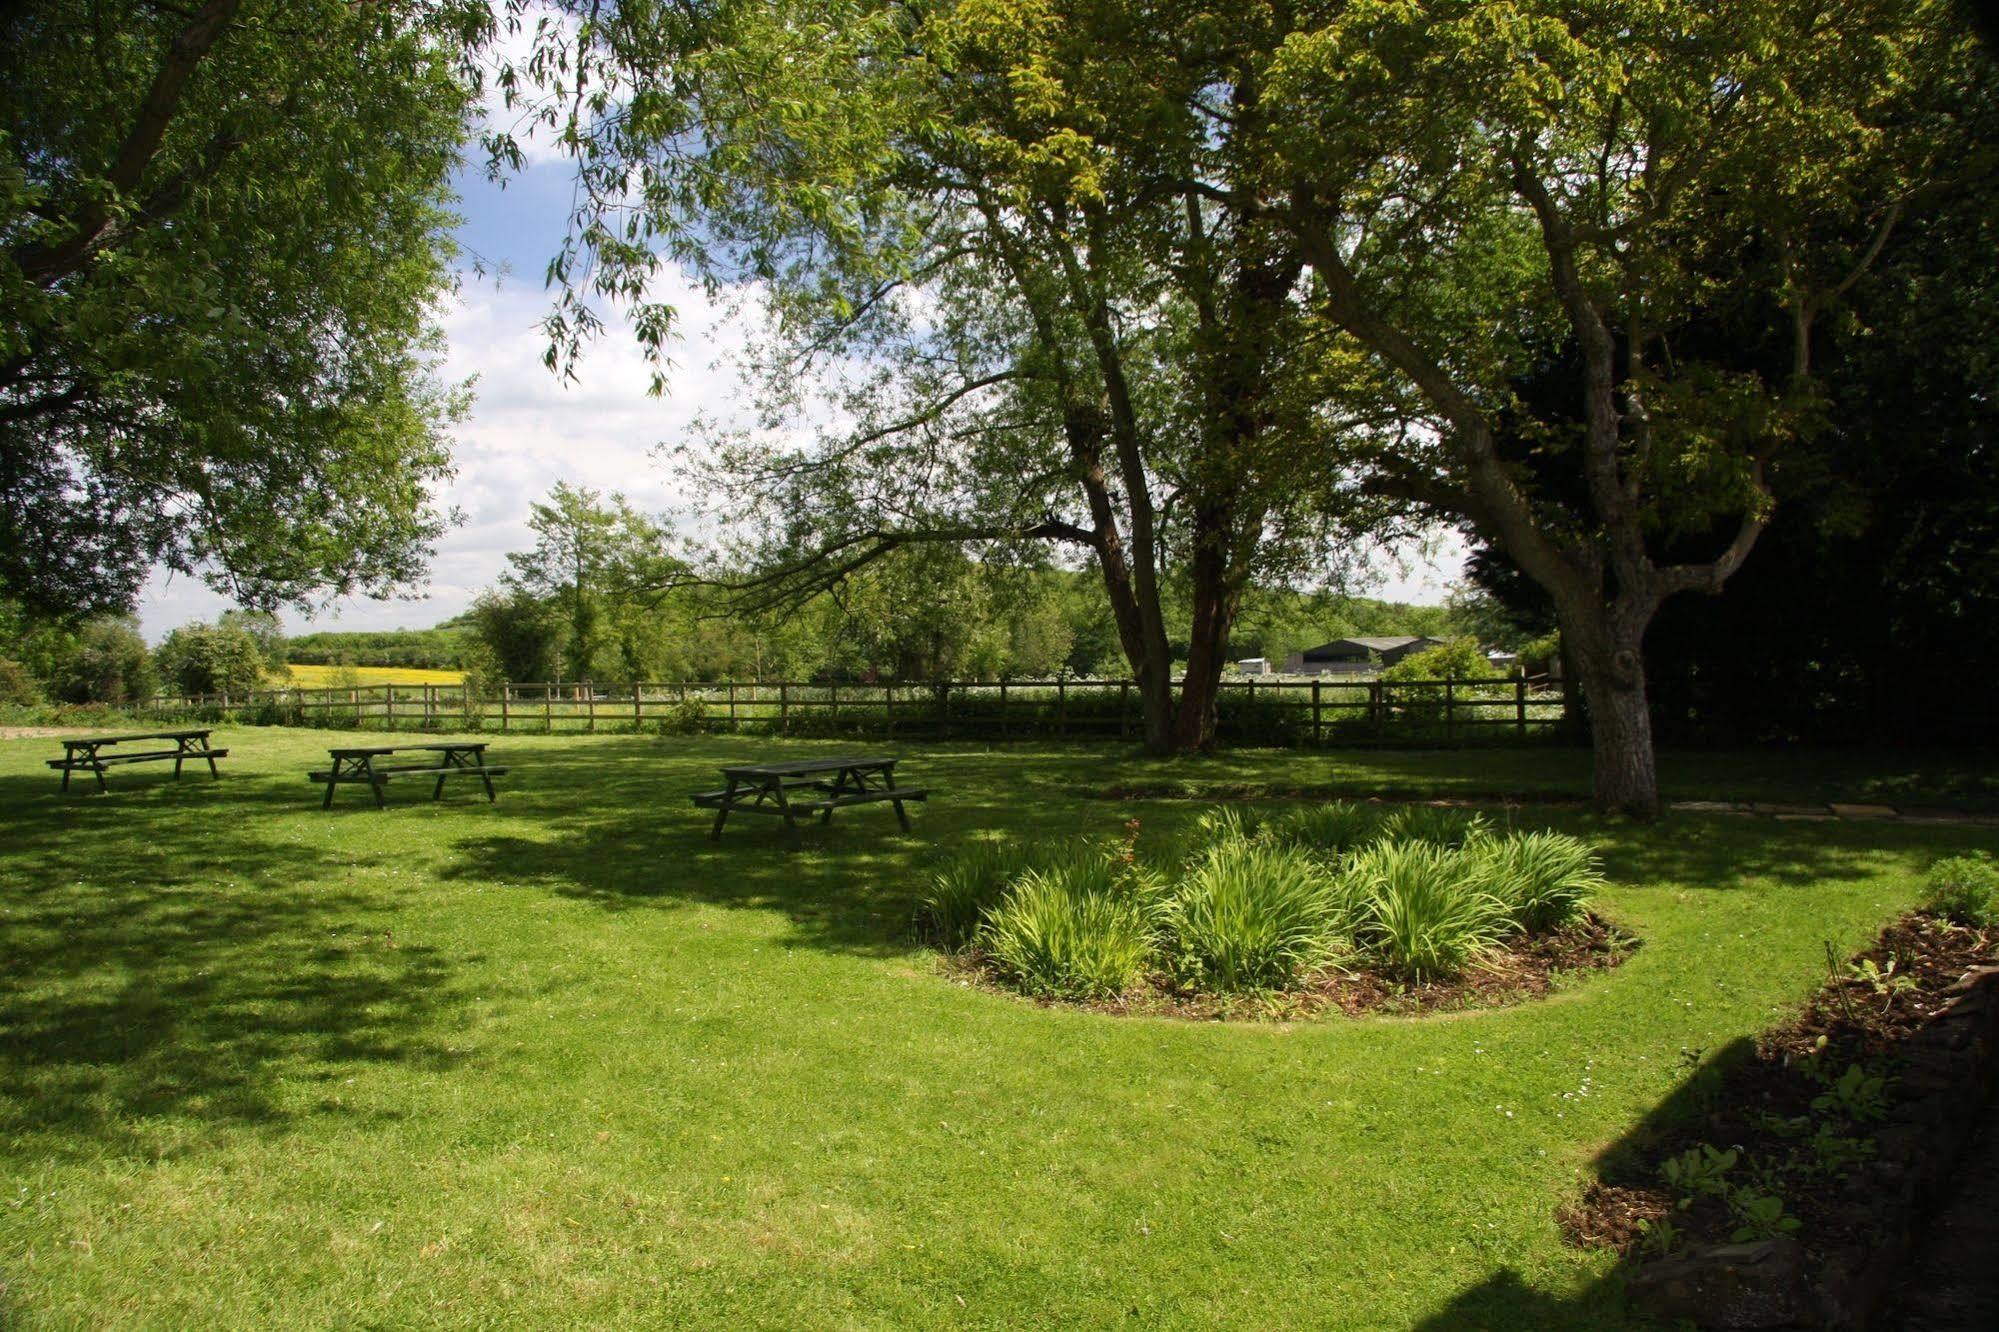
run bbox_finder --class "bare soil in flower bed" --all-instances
[1560,912,1998,1259]
[939,914,1634,1021]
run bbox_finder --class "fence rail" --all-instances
[136,676,1568,747]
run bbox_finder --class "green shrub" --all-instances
[1190,805,1261,850]
[1166,841,1343,992]
[922,841,1031,949]
[0,656,40,706]
[1925,854,1999,928]
[1381,636,1503,684]
[1380,806,1491,848]
[1340,841,1509,980]
[1259,802,1381,859]
[1468,832,1605,933]
[982,849,1160,999]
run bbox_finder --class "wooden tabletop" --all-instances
[327,742,489,757]
[63,730,212,748]
[719,755,895,779]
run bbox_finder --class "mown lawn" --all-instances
[0,730,1991,1328]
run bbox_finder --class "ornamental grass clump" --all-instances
[981,844,1163,1000]
[1924,853,1999,928]
[1340,841,1510,981]
[1164,841,1344,993]
[1259,802,1381,860]
[922,841,1033,950]
[1380,805,1492,848]
[1467,831,1606,934]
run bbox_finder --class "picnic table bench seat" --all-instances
[47,730,227,792]
[695,755,926,842]
[312,742,504,808]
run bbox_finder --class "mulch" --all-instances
[941,914,1633,1022]
[1560,913,1997,1259]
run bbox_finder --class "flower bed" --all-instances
[921,804,1630,1019]
[1560,854,1999,1327]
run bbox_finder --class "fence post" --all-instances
[1445,679,1455,744]
[1371,680,1385,741]
[727,681,737,732]
[998,680,1008,739]
[1119,681,1131,740]
[1312,679,1323,745]
[1516,675,1528,738]
[544,684,553,734]
[779,682,790,733]
[633,683,643,732]
[587,687,597,734]
[1057,676,1068,739]
[500,684,510,732]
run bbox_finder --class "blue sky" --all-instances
[134,125,1465,641]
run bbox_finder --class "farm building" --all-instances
[1283,636,1447,675]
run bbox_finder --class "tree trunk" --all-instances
[1564,607,1663,818]
[1170,508,1242,752]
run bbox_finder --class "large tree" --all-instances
[498,0,1393,752]
[0,0,487,619]
[1260,0,1973,813]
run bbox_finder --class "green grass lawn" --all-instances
[1,729,1992,1329]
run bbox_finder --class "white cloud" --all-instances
[136,269,767,640]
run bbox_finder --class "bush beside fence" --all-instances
[137,677,1568,747]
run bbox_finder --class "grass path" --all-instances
[1,731,1991,1328]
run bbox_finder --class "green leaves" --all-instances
[1,1,481,616]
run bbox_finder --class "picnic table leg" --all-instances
[173,742,186,780]
[205,742,220,779]
[773,780,801,844]
[884,766,912,832]
[322,757,341,809]
[91,753,108,793]
[709,777,739,841]
[59,758,72,793]
[478,755,497,803]
[366,755,386,808]
[820,770,852,825]
[433,760,450,801]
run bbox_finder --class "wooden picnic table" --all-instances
[693,754,927,841]
[47,729,228,792]
[310,742,507,809]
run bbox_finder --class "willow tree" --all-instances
[1259,0,1973,814]
[499,0,1394,752]
[0,1,487,618]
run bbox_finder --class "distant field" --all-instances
[277,663,465,688]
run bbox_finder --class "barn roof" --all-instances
[1301,636,1431,658]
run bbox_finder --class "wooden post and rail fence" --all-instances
[135,675,1569,748]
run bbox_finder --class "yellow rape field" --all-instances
[276,663,465,688]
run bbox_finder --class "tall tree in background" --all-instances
[0,0,487,620]
[1262,0,1971,813]
[496,0,1393,753]
[502,482,674,680]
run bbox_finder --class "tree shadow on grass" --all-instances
[0,774,475,1158]
[433,736,1105,955]
[1413,1041,1757,1329]
[1587,812,1996,893]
